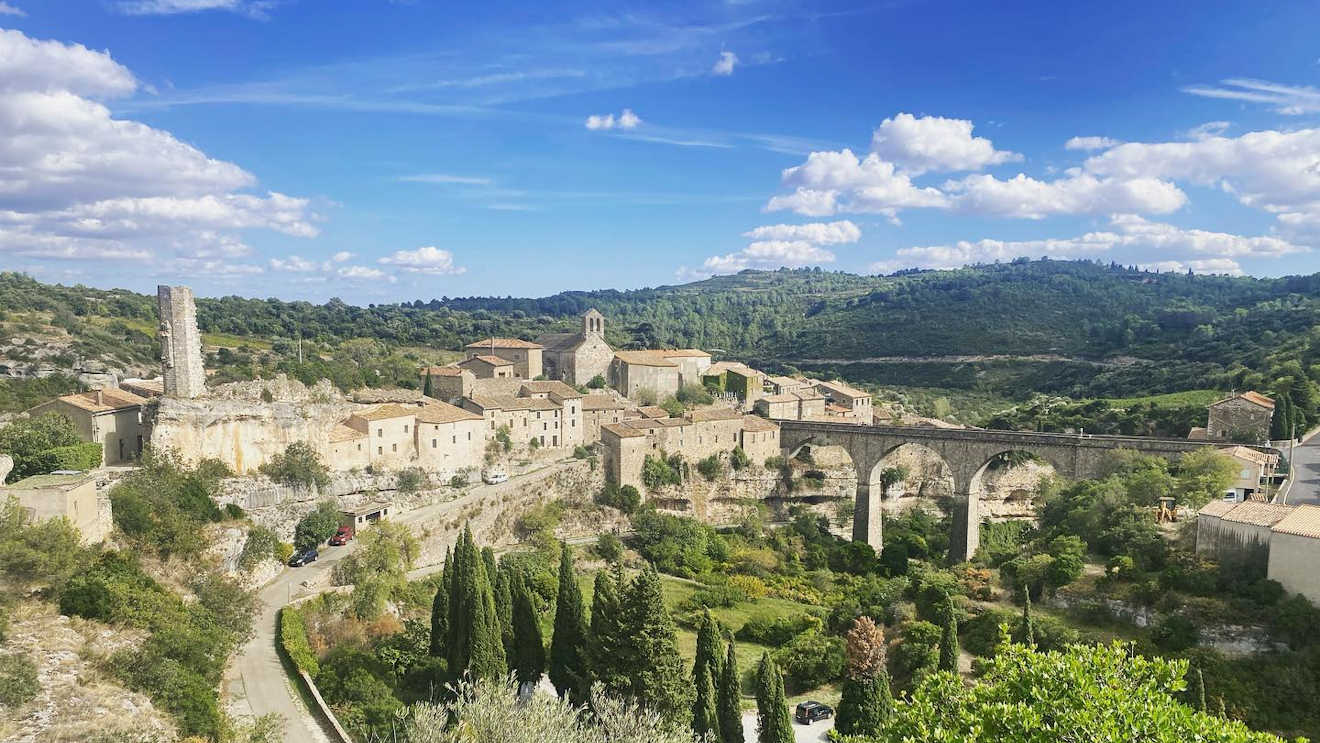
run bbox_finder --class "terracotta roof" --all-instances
[659,348,712,358]
[582,394,626,411]
[759,393,800,405]
[119,378,164,397]
[354,403,416,421]
[1187,427,1209,440]
[1213,391,1275,409]
[464,337,544,350]
[415,401,484,424]
[601,422,648,439]
[1198,500,1237,518]
[520,380,583,398]
[460,355,513,368]
[1272,504,1320,539]
[1217,446,1278,467]
[55,388,147,413]
[613,350,677,368]
[329,423,366,443]
[815,379,870,400]
[536,332,585,353]
[687,407,742,423]
[637,405,670,418]
[1221,501,1295,527]
[420,365,464,377]
[826,403,853,414]
[469,395,559,412]
[741,415,779,433]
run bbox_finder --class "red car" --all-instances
[328,525,354,546]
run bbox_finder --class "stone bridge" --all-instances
[778,421,1214,562]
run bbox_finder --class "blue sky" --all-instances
[3,1,1320,302]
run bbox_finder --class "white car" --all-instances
[482,469,509,485]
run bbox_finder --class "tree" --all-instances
[617,565,691,725]
[693,609,724,692]
[717,640,743,743]
[836,616,893,736]
[549,542,589,703]
[692,661,718,739]
[755,652,793,743]
[447,526,506,680]
[294,501,342,551]
[423,370,434,398]
[588,564,625,689]
[510,573,546,687]
[429,546,451,658]
[939,599,959,673]
[1019,591,1036,647]
[0,413,83,482]
[495,566,515,661]
[1174,448,1239,507]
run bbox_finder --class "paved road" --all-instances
[1284,436,1320,506]
[742,711,833,742]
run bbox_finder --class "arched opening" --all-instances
[768,442,857,538]
[867,442,956,518]
[952,448,1062,562]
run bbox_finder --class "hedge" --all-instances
[33,442,102,473]
[279,606,319,676]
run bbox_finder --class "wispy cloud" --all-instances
[114,0,278,19]
[712,50,739,76]
[586,108,642,130]
[396,173,493,185]
[1183,78,1320,115]
[0,2,26,17]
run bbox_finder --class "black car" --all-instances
[795,701,834,724]
[288,548,318,567]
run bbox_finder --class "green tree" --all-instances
[939,599,960,673]
[430,545,452,658]
[836,616,892,736]
[495,566,515,661]
[0,413,82,482]
[294,501,342,551]
[693,608,724,692]
[755,652,793,743]
[1019,592,1036,646]
[549,542,589,703]
[259,441,330,491]
[588,564,625,688]
[1175,448,1239,507]
[510,573,546,686]
[423,370,434,398]
[692,661,718,739]
[447,526,506,679]
[618,565,691,725]
[717,639,743,743]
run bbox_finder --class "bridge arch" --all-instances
[952,448,1062,560]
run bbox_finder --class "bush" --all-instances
[396,467,430,494]
[962,608,1078,657]
[279,606,319,675]
[0,413,83,481]
[676,384,714,406]
[294,501,343,552]
[764,455,786,470]
[259,441,330,491]
[641,453,682,490]
[1151,613,1201,652]
[659,397,685,417]
[573,445,591,460]
[587,375,606,389]
[0,652,38,709]
[774,631,846,693]
[730,446,750,471]
[595,532,623,561]
[450,471,469,488]
[239,525,280,572]
[696,454,723,481]
[636,387,659,406]
[223,502,245,519]
[31,442,103,473]
[629,508,726,578]
[736,613,821,646]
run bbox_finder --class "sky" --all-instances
[3,1,1320,302]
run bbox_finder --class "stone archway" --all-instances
[952,448,1068,561]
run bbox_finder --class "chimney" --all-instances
[95,390,103,406]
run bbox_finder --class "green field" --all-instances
[1101,389,1221,408]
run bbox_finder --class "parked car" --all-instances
[482,468,509,485]
[329,525,354,546]
[288,548,318,567]
[795,701,834,725]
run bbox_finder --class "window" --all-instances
[378,428,383,437]
[467,432,471,441]
[392,443,398,452]
[378,447,383,455]
[357,444,361,451]
[432,439,437,448]
[452,436,457,444]
[404,424,409,433]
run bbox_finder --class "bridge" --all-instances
[778,421,1214,562]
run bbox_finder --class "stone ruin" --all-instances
[157,285,206,399]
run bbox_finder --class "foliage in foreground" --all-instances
[838,641,1295,743]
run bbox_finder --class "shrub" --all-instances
[676,384,714,406]
[774,631,846,693]
[0,652,38,709]
[396,467,430,494]
[279,606,319,675]
[239,525,280,572]
[729,446,750,471]
[764,455,787,470]
[629,508,725,578]
[595,532,623,561]
[259,441,330,491]
[659,397,685,417]
[737,613,820,646]
[641,453,683,490]
[294,501,343,552]
[0,413,83,481]
[587,375,606,389]
[31,442,103,473]
[529,437,542,451]
[636,387,659,406]
[962,608,1078,657]
[595,482,642,514]
[696,455,723,481]
[1151,613,1201,652]
[573,445,591,460]
[223,502,245,519]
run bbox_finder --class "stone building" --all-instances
[1206,391,1275,444]
[461,388,583,450]
[767,375,814,396]
[413,401,486,476]
[1267,505,1320,604]
[1217,445,1278,501]
[26,388,147,465]
[463,338,543,379]
[347,404,417,469]
[419,365,475,402]
[157,285,206,399]
[1197,501,1320,604]
[658,349,712,387]
[600,409,780,491]
[327,423,371,470]
[538,309,615,385]
[703,361,765,406]
[738,414,781,464]
[458,355,515,379]
[1195,500,1293,558]
[610,350,681,400]
[754,389,826,421]
[582,393,628,444]
[4,472,103,542]
[815,379,873,423]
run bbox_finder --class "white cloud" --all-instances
[712,51,738,76]
[703,240,836,274]
[742,220,861,245]
[766,149,947,217]
[1065,136,1120,151]
[114,0,275,19]
[870,113,1020,175]
[1185,121,1230,140]
[331,250,353,262]
[1183,78,1320,115]
[0,29,316,266]
[0,3,26,17]
[269,255,320,272]
[871,215,1303,273]
[378,245,466,275]
[396,173,492,185]
[337,265,395,282]
[585,108,641,130]
[944,172,1187,219]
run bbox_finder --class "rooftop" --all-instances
[420,365,465,377]
[601,422,648,439]
[415,401,484,424]
[519,380,583,398]
[1198,500,1238,518]
[637,405,671,418]
[464,337,544,350]
[741,415,779,433]
[1221,501,1296,527]
[1272,504,1320,539]
[613,350,678,368]
[582,394,627,411]
[460,355,514,368]
[328,423,366,443]
[53,388,147,413]
[687,407,742,423]
[1217,445,1278,467]
[815,379,870,400]
[468,394,559,412]
[659,348,712,358]
[7,472,94,489]
[353,403,416,421]
[1213,391,1275,409]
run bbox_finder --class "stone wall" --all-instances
[156,285,206,399]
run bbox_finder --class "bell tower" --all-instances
[582,308,604,337]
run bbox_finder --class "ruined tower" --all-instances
[157,285,206,399]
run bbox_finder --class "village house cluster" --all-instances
[1197,500,1320,605]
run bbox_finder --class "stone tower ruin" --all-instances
[157,285,206,399]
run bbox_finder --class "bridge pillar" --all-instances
[949,490,979,563]
[852,482,882,551]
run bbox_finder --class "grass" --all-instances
[201,331,273,350]
[1102,389,1221,408]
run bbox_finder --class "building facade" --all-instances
[157,285,206,399]
[538,309,615,385]
[4,473,103,542]
[27,388,148,465]
[1207,392,1275,444]
[610,351,681,400]
[463,338,544,379]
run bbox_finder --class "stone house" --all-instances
[538,309,615,385]
[463,338,543,379]
[739,414,780,465]
[347,404,417,469]
[814,379,873,423]
[413,401,486,477]
[462,392,581,450]
[600,409,780,491]
[1267,505,1320,604]
[754,389,827,421]
[458,355,515,379]
[766,375,813,396]
[1217,445,1278,501]
[610,350,681,400]
[4,472,103,542]
[658,349,712,388]
[582,394,628,444]
[702,361,766,406]
[1207,391,1275,444]
[327,423,371,470]
[419,365,475,402]
[27,388,148,465]
[1195,500,1294,560]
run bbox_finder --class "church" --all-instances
[536,309,615,386]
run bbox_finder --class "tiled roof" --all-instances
[415,401,484,424]
[826,403,853,414]
[613,350,678,368]
[759,393,800,404]
[601,422,648,439]
[460,354,514,368]
[815,379,869,400]
[1221,501,1295,527]
[1217,445,1278,467]
[1213,391,1275,409]
[7,473,95,490]
[1198,500,1237,518]
[741,415,779,433]
[659,348,712,358]
[582,394,626,411]
[329,423,366,443]
[56,388,147,413]
[519,381,583,398]
[469,395,559,412]
[687,407,742,423]
[637,405,670,418]
[1272,504,1320,539]
[464,337,544,349]
[1187,427,1209,440]
[420,365,464,377]
[119,378,164,397]
[354,403,416,421]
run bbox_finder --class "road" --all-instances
[1284,434,1320,506]
[742,711,833,742]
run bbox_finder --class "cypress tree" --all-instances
[692,660,719,739]
[482,546,498,586]
[1191,666,1207,712]
[619,565,690,726]
[1020,591,1036,647]
[716,640,743,743]
[693,608,724,689]
[754,652,793,743]
[549,542,590,703]
[495,566,515,661]
[447,525,507,680]
[1271,398,1289,441]
[588,564,624,687]
[939,598,960,673]
[836,616,892,736]
[446,528,475,673]
[429,545,451,657]
[423,370,434,398]
[511,573,546,686]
